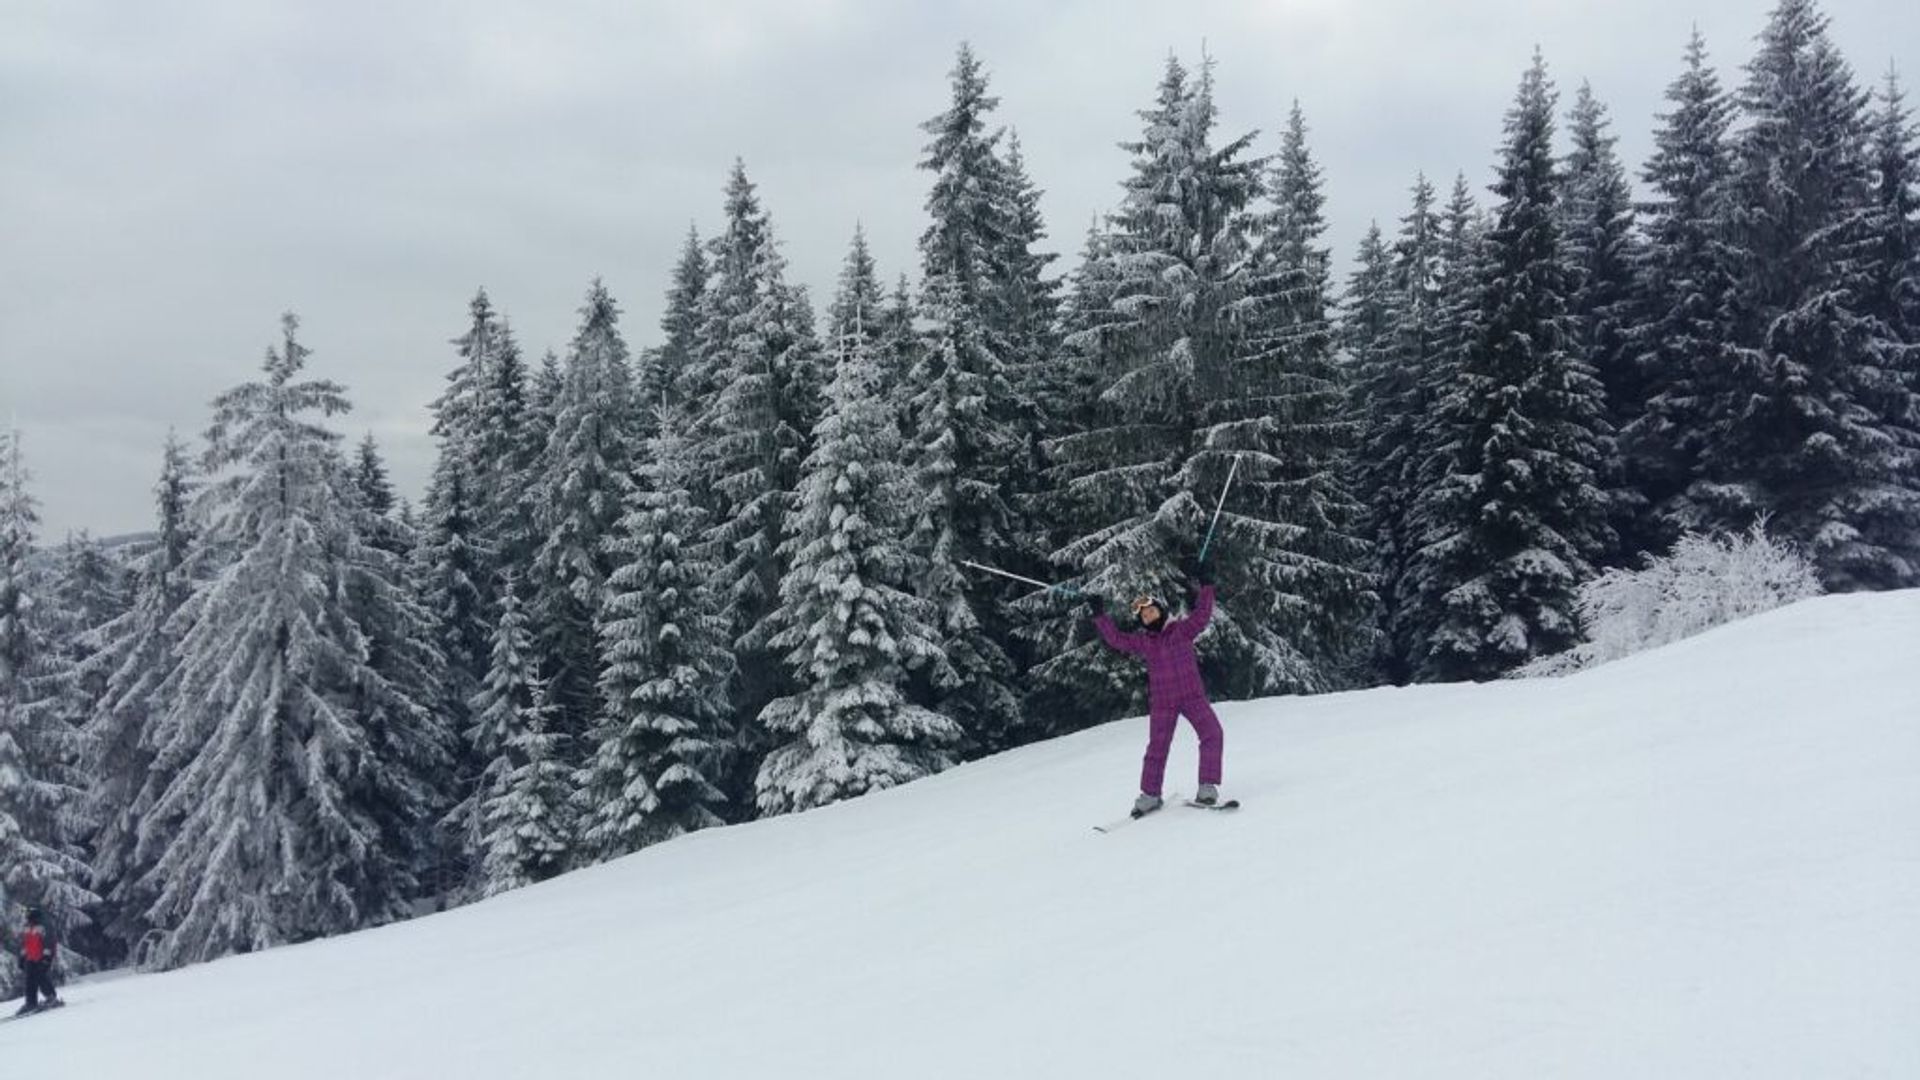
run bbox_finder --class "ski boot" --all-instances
[1131,793,1164,818]
[1194,783,1220,806]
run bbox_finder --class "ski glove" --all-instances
[1082,592,1105,617]
[1181,555,1211,586]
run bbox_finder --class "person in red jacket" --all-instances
[16,908,62,1015]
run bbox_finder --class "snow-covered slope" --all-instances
[10,591,1919,1078]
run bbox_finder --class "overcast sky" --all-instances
[4,0,1915,539]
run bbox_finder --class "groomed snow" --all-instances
[9,591,1918,1077]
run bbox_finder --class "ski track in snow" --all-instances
[7,591,1918,1078]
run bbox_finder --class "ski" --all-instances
[1184,798,1241,812]
[2,1000,69,1024]
[1093,792,1182,833]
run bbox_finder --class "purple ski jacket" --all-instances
[1092,585,1215,704]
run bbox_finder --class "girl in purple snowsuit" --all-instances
[1085,570,1224,816]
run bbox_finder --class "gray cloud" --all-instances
[4,0,1914,538]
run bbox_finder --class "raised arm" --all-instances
[1173,583,1215,642]
[1092,612,1147,656]
[1084,591,1144,656]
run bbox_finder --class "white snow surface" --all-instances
[11,591,1919,1078]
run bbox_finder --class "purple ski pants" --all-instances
[1140,693,1223,798]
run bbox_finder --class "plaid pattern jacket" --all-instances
[1092,585,1215,705]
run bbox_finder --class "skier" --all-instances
[14,908,63,1016]
[1084,559,1224,817]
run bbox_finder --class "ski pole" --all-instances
[960,560,1081,597]
[1197,453,1242,564]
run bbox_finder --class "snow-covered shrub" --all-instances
[1513,522,1822,677]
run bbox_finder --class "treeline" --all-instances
[0,0,1913,984]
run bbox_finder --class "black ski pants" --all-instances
[21,960,57,1009]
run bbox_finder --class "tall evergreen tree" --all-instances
[1864,70,1920,490]
[1709,0,1920,587]
[756,284,960,814]
[136,316,434,968]
[84,434,196,951]
[420,292,514,759]
[1413,55,1615,681]
[580,422,733,856]
[910,44,1029,752]
[470,573,570,895]
[417,466,490,748]
[828,227,887,355]
[1559,81,1644,561]
[1400,178,1492,679]
[1624,29,1743,549]
[341,445,455,907]
[1352,176,1455,683]
[529,350,564,452]
[687,162,825,791]
[998,130,1066,570]
[0,431,97,995]
[1039,57,1263,716]
[1232,100,1376,690]
[647,226,708,429]
[41,532,128,747]
[530,280,638,735]
[1341,220,1401,679]
[470,320,544,580]
[353,435,396,519]
[877,274,920,435]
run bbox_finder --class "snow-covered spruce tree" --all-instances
[997,130,1066,573]
[419,293,512,748]
[1230,100,1375,691]
[1412,55,1615,682]
[1398,175,1490,677]
[686,162,824,795]
[416,465,489,739]
[877,274,920,438]
[352,434,396,519]
[578,423,733,857]
[471,322,545,581]
[84,434,196,952]
[1046,221,1123,471]
[1868,71,1920,343]
[135,316,436,968]
[828,227,887,358]
[41,531,129,744]
[418,310,506,892]
[1558,81,1644,562]
[1352,176,1453,684]
[1343,224,1395,367]
[908,44,1029,754]
[351,435,418,578]
[1036,56,1262,718]
[426,293,543,596]
[340,443,456,907]
[1864,72,1920,494]
[643,225,707,432]
[756,292,960,814]
[1623,29,1743,551]
[1341,220,1400,680]
[529,349,564,456]
[470,573,570,895]
[1011,222,1121,731]
[1706,0,1920,588]
[530,280,639,737]
[0,431,97,995]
